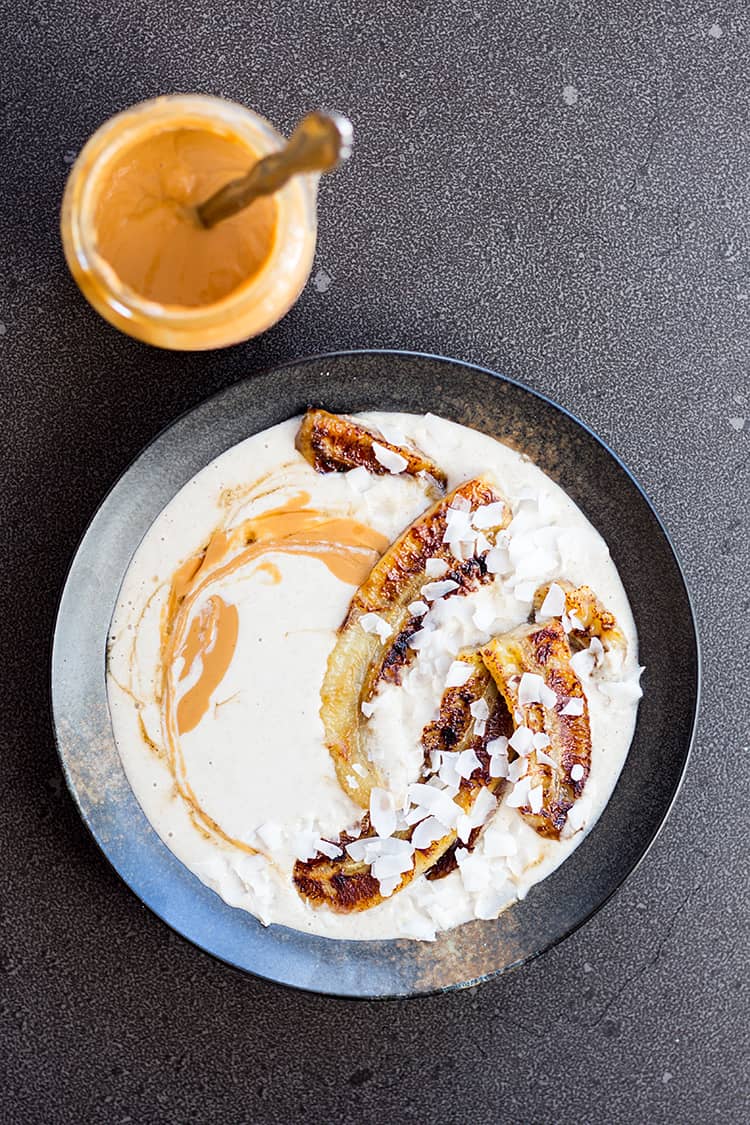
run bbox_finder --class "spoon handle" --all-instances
[196,110,353,230]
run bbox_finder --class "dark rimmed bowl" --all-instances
[51,350,699,998]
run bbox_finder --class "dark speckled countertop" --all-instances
[2,2,748,1122]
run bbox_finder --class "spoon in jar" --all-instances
[195,110,353,230]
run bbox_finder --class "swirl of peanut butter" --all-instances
[158,491,389,854]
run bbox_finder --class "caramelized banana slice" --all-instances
[321,477,511,807]
[293,652,511,913]
[533,580,627,657]
[296,408,447,490]
[481,621,591,839]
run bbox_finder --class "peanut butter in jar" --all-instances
[61,95,318,350]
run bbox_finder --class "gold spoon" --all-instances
[195,110,353,230]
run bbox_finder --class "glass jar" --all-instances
[60,95,318,350]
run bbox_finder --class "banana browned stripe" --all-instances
[321,477,511,808]
[481,621,591,839]
[293,652,511,913]
[533,580,627,657]
[296,408,448,491]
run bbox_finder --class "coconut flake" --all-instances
[370,788,396,838]
[535,748,558,769]
[407,600,429,618]
[527,785,543,814]
[315,838,343,860]
[376,421,408,447]
[425,557,449,578]
[471,501,508,529]
[598,679,644,705]
[470,697,490,737]
[518,672,546,706]
[352,763,367,777]
[472,604,496,632]
[571,763,585,782]
[532,732,551,750]
[437,752,462,791]
[570,647,595,678]
[361,700,375,718]
[560,696,585,716]
[456,747,482,779]
[408,782,461,828]
[509,725,535,755]
[445,660,472,688]
[470,698,490,722]
[412,816,448,851]
[422,579,460,601]
[346,465,373,493]
[359,612,392,643]
[449,495,471,512]
[475,887,511,919]
[376,875,402,898]
[538,582,566,618]
[507,756,528,783]
[295,828,323,861]
[487,735,509,778]
[408,627,431,650]
[506,777,531,808]
[566,797,591,833]
[456,787,497,842]
[455,847,490,892]
[513,580,537,603]
[255,821,283,851]
[372,441,408,474]
[485,546,510,574]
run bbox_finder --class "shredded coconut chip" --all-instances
[445,660,472,688]
[372,441,408,474]
[471,501,508,529]
[421,579,460,601]
[538,581,566,618]
[359,612,393,643]
[370,788,397,838]
[456,747,482,779]
[509,725,535,756]
[407,600,429,617]
[560,696,585,716]
[527,785,543,814]
[315,838,343,860]
[425,557,449,578]
[412,816,448,851]
[346,465,373,493]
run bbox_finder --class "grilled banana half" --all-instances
[481,621,591,839]
[296,408,447,491]
[534,579,627,657]
[293,652,511,912]
[321,477,511,808]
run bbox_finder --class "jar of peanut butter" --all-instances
[61,95,318,350]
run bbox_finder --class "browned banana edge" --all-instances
[295,408,448,490]
[320,477,511,808]
[481,620,592,839]
[533,579,627,657]
[293,652,513,912]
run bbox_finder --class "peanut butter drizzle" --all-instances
[158,490,390,854]
[256,561,282,584]
[176,595,239,736]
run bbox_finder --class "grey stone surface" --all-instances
[1,1,748,1122]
